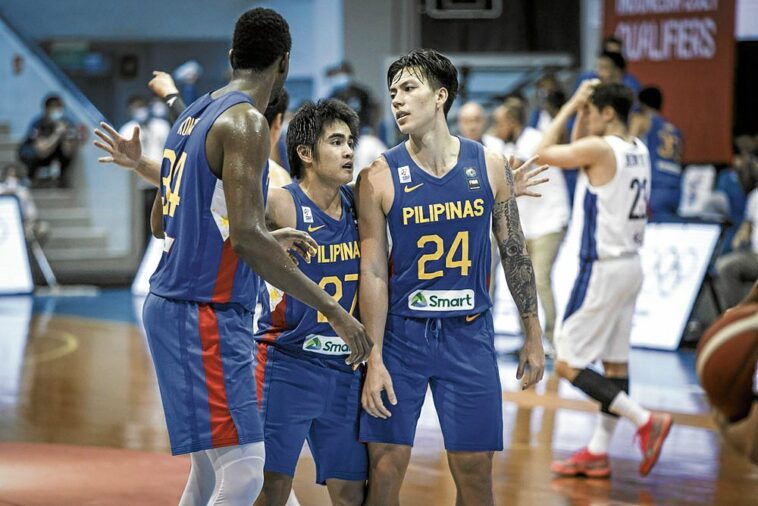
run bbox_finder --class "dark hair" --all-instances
[264,88,289,125]
[638,86,663,111]
[231,8,291,71]
[589,83,634,124]
[44,94,62,109]
[503,99,526,126]
[127,95,147,108]
[599,50,626,72]
[546,89,566,110]
[326,61,353,77]
[286,99,359,179]
[602,36,623,50]
[387,49,458,117]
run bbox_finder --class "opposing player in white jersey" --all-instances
[535,81,672,478]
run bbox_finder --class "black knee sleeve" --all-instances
[572,369,623,414]
[600,377,629,416]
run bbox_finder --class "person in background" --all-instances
[120,95,170,247]
[18,94,80,188]
[716,180,758,308]
[0,163,48,243]
[575,37,641,95]
[173,60,203,104]
[631,86,683,222]
[326,62,372,131]
[457,101,507,154]
[496,99,569,348]
[529,73,567,133]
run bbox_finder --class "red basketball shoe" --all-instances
[550,447,611,478]
[636,413,672,476]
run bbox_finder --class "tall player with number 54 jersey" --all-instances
[357,49,545,506]
[93,9,370,505]
[535,80,672,480]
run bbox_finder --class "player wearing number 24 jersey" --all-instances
[357,49,545,506]
[535,80,672,479]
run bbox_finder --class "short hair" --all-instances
[264,88,290,125]
[639,86,663,111]
[599,50,626,72]
[232,8,291,71]
[503,99,526,126]
[127,95,147,108]
[286,99,359,179]
[602,36,623,50]
[546,89,566,110]
[44,94,62,109]
[326,61,353,77]
[387,49,458,117]
[589,83,634,125]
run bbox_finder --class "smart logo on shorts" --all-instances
[408,290,475,311]
[302,335,350,355]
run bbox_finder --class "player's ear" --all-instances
[228,49,235,68]
[602,105,615,122]
[278,52,290,75]
[297,145,312,165]
[436,87,448,111]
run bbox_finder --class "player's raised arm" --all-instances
[217,106,371,365]
[357,159,397,418]
[486,150,545,389]
[535,80,606,170]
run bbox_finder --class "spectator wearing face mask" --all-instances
[18,94,81,188]
[119,95,170,247]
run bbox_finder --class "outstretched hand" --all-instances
[510,155,550,198]
[93,122,142,170]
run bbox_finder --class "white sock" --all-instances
[609,392,650,427]
[286,489,302,506]
[587,413,619,455]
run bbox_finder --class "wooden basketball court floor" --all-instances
[1,290,756,505]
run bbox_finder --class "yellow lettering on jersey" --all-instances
[401,198,485,226]
[316,240,360,264]
[448,200,463,220]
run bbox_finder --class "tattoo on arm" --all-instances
[493,165,538,319]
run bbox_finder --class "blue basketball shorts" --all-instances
[255,344,367,484]
[142,293,263,455]
[359,310,503,452]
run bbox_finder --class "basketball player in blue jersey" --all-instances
[357,49,545,506]
[631,86,683,222]
[92,8,371,505]
[254,99,367,506]
[534,80,672,478]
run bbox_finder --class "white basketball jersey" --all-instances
[570,136,651,261]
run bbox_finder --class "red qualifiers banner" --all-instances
[604,0,736,164]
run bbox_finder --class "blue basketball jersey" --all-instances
[255,183,359,359]
[149,92,270,311]
[643,115,683,191]
[384,137,494,318]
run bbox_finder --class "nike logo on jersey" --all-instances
[465,313,481,323]
[404,183,424,193]
[307,224,326,233]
